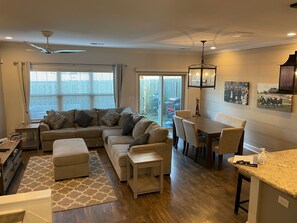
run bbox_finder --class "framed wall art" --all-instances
[224,81,249,105]
[257,83,293,113]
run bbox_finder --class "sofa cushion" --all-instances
[145,122,169,144]
[108,135,134,145]
[122,116,135,136]
[97,107,127,125]
[132,113,144,124]
[110,144,130,167]
[41,128,76,141]
[54,109,76,128]
[132,118,153,139]
[43,110,66,130]
[118,112,133,127]
[75,126,101,138]
[75,110,94,127]
[101,110,121,127]
[102,129,123,144]
[75,109,98,127]
[129,133,150,149]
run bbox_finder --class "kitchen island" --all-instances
[229,149,297,223]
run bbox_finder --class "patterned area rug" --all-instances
[18,150,117,212]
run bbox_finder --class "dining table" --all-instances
[173,115,244,169]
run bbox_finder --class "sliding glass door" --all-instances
[139,74,184,128]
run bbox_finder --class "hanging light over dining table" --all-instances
[188,40,217,88]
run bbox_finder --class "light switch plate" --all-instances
[278,196,289,208]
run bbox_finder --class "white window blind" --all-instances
[30,63,115,120]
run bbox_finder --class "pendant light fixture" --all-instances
[188,40,217,88]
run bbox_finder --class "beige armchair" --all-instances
[213,127,244,170]
[182,119,206,161]
[173,115,187,153]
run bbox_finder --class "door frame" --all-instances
[136,70,187,127]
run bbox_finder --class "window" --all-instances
[30,64,115,120]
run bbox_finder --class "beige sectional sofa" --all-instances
[40,107,172,181]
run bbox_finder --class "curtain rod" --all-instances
[13,62,127,67]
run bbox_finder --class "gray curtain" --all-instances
[113,64,123,107]
[16,62,31,124]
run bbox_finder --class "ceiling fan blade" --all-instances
[25,41,50,54]
[52,49,87,54]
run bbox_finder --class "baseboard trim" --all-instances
[244,143,261,154]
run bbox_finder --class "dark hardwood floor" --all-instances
[6,142,251,223]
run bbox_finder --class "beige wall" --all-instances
[1,42,297,151]
[204,43,297,152]
[0,46,7,138]
[0,42,199,135]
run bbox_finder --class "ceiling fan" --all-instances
[26,30,86,54]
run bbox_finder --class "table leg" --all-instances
[133,164,138,198]
[127,158,130,185]
[206,136,213,169]
[236,131,244,155]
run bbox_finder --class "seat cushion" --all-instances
[102,129,123,144]
[108,135,134,145]
[75,126,101,138]
[53,138,89,167]
[110,144,130,167]
[41,128,76,141]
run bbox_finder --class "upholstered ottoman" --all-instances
[53,138,89,181]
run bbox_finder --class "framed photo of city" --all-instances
[257,83,293,113]
[224,81,249,105]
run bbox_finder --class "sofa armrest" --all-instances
[40,122,50,132]
[130,142,169,153]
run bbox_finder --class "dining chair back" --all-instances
[182,119,206,159]
[173,115,187,151]
[175,110,192,119]
[215,112,246,129]
[213,127,243,169]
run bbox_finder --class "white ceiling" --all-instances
[1,0,297,53]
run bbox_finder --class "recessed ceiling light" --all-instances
[210,46,216,50]
[5,36,13,40]
[287,32,296,37]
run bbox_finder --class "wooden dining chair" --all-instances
[175,110,192,119]
[182,119,206,161]
[173,115,187,152]
[213,127,244,170]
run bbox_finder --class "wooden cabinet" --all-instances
[0,141,22,195]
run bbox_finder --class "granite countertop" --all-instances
[228,149,297,198]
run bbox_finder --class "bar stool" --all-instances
[234,172,251,213]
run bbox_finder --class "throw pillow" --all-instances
[145,122,169,144]
[132,118,153,139]
[75,110,94,128]
[43,110,66,130]
[118,112,133,127]
[129,133,150,149]
[132,113,144,124]
[122,116,135,136]
[101,110,121,127]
